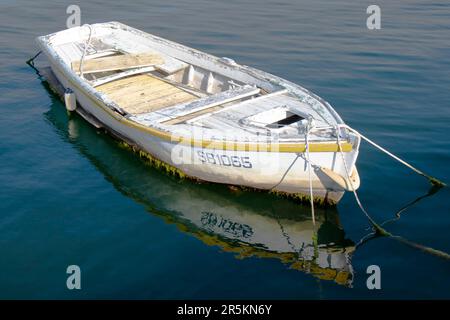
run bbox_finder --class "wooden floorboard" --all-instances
[96,74,197,114]
[107,81,173,101]
[114,86,181,108]
[97,74,158,92]
[132,91,194,110]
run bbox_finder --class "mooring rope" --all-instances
[336,128,385,232]
[78,24,94,78]
[340,124,446,187]
[305,117,316,226]
[380,184,441,228]
[26,50,43,77]
[26,50,42,66]
[336,125,450,260]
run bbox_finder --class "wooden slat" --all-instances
[72,53,164,74]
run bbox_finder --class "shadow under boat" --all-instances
[40,72,355,287]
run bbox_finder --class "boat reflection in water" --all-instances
[44,86,355,287]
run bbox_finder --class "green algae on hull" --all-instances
[117,140,336,207]
[117,141,191,180]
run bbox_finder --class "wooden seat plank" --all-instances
[72,53,164,74]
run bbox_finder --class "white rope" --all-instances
[337,126,450,259]
[339,124,445,187]
[305,117,316,226]
[78,24,94,79]
[336,126,386,231]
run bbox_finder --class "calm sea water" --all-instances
[1,0,450,299]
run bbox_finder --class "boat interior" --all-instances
[49,23,342,141]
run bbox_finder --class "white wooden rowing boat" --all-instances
[36,21,360,204]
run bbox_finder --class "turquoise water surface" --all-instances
[1,0,450,299]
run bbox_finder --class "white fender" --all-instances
[64,88,77,112]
